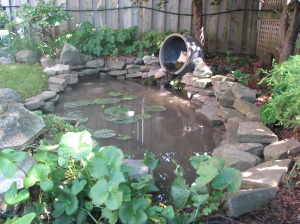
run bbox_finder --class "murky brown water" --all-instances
[55,75,224,202]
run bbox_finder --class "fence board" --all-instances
[69,0,80,30]
[178,0,192,34]
[107,0,118,30]
[123,0,132,29]
[165,0,179,32]
[141,0,152,34]
[207,4,219,52]
[55,0,68,35]
[232,0,246,53]
[152,0,165,34]
[220,0,232,53]
[97,0,106,27]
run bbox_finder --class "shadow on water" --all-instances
[55,75,224,202]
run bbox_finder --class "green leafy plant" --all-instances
[232,70,251,85]
[170,79,185,93]
[171,155,242,219]
[0,11,9,29]
[259,55,300,129]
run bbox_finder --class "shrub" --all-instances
[259,55,300,130]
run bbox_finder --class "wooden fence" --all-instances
[1,0,259,55]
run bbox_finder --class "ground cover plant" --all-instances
[0,64,47,98]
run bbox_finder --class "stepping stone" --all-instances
[223,187,277,217]
[242,159,293,189]
[233,99,261,121]
[237,121,278,143]
[212,147,262,171]
[218,107,245,120]
[232,82,257,102]
[264,139,300,161]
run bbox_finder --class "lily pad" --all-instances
[66,112,83,119]
[115,135,132,140]
[136,114,152,120]
[114,116,138,124]
[145,105,166,112]
[64,102,79,109]
[77,117,88,123]
[76,100,95,106]
[94,129,117,139]
[122,95,138,100]
[94,98,121,105]
[104,106,130,115]
[108,92,124,97]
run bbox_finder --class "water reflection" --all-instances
[55,76,222,202]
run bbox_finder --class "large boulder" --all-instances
[15,50,38,64]
[0,100,45,150]
[60,43,85,66]
[264,139,300,161]
[40,54,56,68]
[0,88,24,103]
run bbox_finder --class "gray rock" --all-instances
[211,75,234,85]
[107,61,125,70]
[67,73,79,84]
[0,103,45,150]
[125,57,136,65]
[108,70,127,76]
[233,99,261,121]
[15,50,38,64]
[142,73,149,78]
[48,76,67,92]
[123,159,150,180]
[224,187,277,217]
[183,86,215,96]
[70,64,86,70]
[0,88,24,103]
[262,52,274,66]
[40,54,55,68]
[24,97,45,110]
[242,159,293,189]
[27,91,56,102]
[214,142,264,157]
[232,83,257,103]
[60,43,84,66]
[140,65,150,72]
[154,68,166,79]
[0,101,8,115]
[41,101,55,113]
[218,90,235,108]
[0,56,15,64]
[264,139,300,161]
[212,147,262,171]
[86,59,105,68]
[143,55,159,65]
[218,107,245,120]
[195,103,224,127]
[213,81,235,98]
[82,55,94,63]
[193,57,212,78]
[81,68,101,76]
[127,66,140,74]
[43,64,71,76]
[126,72,143,79]
[182,73,212,89]
[237,121,278,143]
[134,58,144,65]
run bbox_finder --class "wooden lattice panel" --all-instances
[262,0,284,9]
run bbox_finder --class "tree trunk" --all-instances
[192,0,205,47]
[279,0,300,62]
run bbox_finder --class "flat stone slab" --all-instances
[213,142,264,157]
[85,59,105,68]
[184,86,215,96]
[211,75,234,85]
[29,91,57,102]
[126,72,143,78]
[127,66,140,74]
[233,99,261,121]
[213,81,235,97]
[218,107,245,120]
[143,55,159,65]
[224,187,277,217]
[242,159,293,189]
[43,64,70,76]
[264,139,300,161]
[24,97,45,110]
[212,147,262,171]
[108,70,127,76]
[195,104,223,127]
[237,121,278,143]
[232,83,257,102]
[182,73,212,89]
[107,61,125,70]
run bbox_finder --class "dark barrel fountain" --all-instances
[159,33,204,75]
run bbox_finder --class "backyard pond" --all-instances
[55,75,224,202]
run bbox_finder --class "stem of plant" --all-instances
[81,159,94,186]
[79,207,98,224]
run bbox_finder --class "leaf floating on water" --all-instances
[77,117,88,123]
[136,114,152,120]
[114,116,138,124]
[145,105,166,112]
[107,91,124,97]
[64,102,79,109]
[76,100,95,106]
[94,98,121,105]
[115,134,132,140]
[93,129,117,138]
[66,112,83,119]
[122,95,138,100]
[104,106,130,115]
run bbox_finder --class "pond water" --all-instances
[55,75,223,202]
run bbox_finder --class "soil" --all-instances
[204,54,300,224]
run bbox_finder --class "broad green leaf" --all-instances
[24,163,52,191]
[119,198,148,224]
[4,182,30,205]
[64,102,79,108]
[104,106,129,115]
[93,129,117,138]
[13,213,36,224]
[105,186,124,210]
[190,155,210,170]
[194,165,219,187]
[171,176,190,209]
[172,159,185,177]
[33,151,58,169]
[136,114,152,120]
[24,203,46,216]
[107,91,124,97]
[120,184,131,202]
[87,146,124,178]
[115,134,132,140]
[145,105,166,112]
[146,181,160,193]
[102,208,119,224]
[0,149,26,178]
[114,116,138,124]
[58,131,94,166]
[122,94,138,100]
[168,214,190,224]
[71,179,87,195]
[131,174,153,189]
[191,194,209,207]
[108,171,126,189]
[161,206,175,219]
[212,167,242,193]
[94,98,121,105]
[76,209,87,224]
[143,150,159,170]
[53,187,78,217]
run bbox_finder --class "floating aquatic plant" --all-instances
[145,105,166,112]
[104,106,130,115]
[93,129,117,138]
